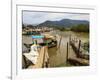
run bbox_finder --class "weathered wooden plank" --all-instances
[28,46,49,68]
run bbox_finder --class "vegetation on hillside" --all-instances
[70,24,89,32]
[22,23,89,33]
[56,27,70,31]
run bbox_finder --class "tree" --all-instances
[70,24,89,32]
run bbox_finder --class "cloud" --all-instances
[23,11,89,24]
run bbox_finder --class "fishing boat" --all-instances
[32,35,57,48]
[23,35,57,54]
[23,42,41,66]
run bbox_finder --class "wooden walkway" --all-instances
[68,44,89,65]
[67,35,89,66]
[28,46,49,68]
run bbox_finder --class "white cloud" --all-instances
[23,11,89,24]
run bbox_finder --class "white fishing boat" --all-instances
[23,44,41,65]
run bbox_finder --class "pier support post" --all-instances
[66,42,69,62]
[69,35,71,44]
[78,40,81,57]
[57,36,62,49]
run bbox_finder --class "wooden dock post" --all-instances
[69,35,71,44]
[57,36,62,49]
[66,42,69,62]
[42,47,46,68]
[78,40,81,57]
[42,46,49,68]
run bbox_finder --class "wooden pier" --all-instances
[70,36,89,60]
[67,35,89,66]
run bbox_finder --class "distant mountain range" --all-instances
[38,19,89,28]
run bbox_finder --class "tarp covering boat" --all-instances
[32,35,44,39]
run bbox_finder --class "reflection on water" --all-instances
[48,41,67,67]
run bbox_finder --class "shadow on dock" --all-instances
[67,58,89,66]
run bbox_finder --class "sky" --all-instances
[22,11,89,25]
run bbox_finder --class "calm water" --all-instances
[22,31,89,67]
